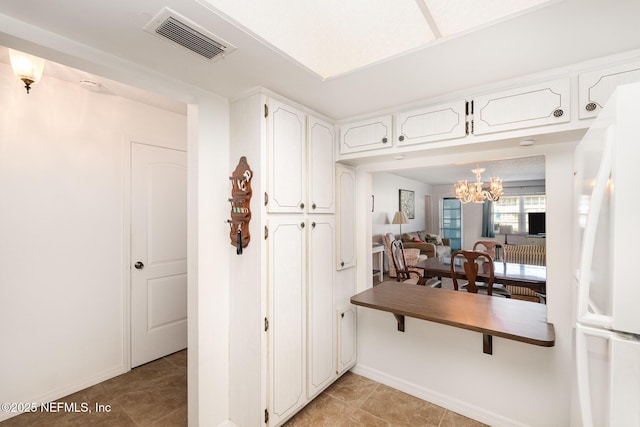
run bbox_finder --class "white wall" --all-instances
[354,143,576,426]
[0,63,187,420]
[371,172,432,242]
[188,97,230,427]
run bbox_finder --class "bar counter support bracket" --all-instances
[483,334,493,355]
[393,312,493,354]
[393,314,405,332]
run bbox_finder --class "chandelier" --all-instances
[454,164,503,204]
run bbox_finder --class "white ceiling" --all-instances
[1,0,640,119]
[386,155,545,185]
[199,0,552,78]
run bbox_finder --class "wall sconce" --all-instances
[9,48,45,94]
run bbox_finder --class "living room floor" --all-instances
[1,347,486,426]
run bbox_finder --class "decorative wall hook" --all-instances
[228,157,253,254]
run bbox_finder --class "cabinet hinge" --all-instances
[465,100,475,135]
[264,104,269,118]
[264,226,269,240]
[264,317,269,332]
[264,192,269,206]
[264,409,269,424]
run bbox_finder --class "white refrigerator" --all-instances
[574,82,640,427]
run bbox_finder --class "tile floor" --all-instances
[1,350,187,426]
[285,372,487,427]
[2,341,486,427]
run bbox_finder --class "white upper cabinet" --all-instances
[308,116,335,213]
[473,78,571,135]
[579,59,640,119]
[395,100,467,146]
[336,164,356,270]
[339,114,393,154]
[267,99,307,213]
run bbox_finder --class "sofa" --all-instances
[401,231,451,258]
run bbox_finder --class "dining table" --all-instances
[413,256,547,294]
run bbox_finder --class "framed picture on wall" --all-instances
[399,189,415,219]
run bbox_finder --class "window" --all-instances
[442,197,462,251]
[493,195,545,233]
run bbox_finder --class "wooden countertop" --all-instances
[351,282,555,354]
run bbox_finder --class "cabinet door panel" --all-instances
[337,306,356,375]
[336,165,356,270]
[307,218,335,398]
[579,59,640,119]
[339,115,392,154]
[267,99,306,213]
[308,116,335,213]
[473,78,570,135]
[268,218,306,424]
[395,100,466,146]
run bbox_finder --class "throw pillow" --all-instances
[426,233,444,245]
[417,230,427,241]
[412,237,424,243]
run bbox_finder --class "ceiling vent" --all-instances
[144,8,236,61]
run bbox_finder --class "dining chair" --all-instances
[391,240,441,287]
[472,241,502,261]
[450,250,511,297]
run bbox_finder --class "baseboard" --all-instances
[352,363,527,427]
[0,364,126,422]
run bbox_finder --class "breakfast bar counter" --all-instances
[351,282,555,354]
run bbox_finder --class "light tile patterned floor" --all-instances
[2,342,487,426]
[1,350,187,426]
[285,372,487,427]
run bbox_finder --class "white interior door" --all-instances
[131,142,187,367]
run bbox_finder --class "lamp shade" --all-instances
[9,48,45,93]
[499,224,513,234]
[392,211,408,225]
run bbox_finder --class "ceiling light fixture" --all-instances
[9,48,45,94]
[454,164,503,204]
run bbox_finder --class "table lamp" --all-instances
[392,211,409,236]
[499,224,513,244]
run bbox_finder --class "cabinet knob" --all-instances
[312,203,316,209]
[398,135,405,142]
[311,222,316,228]
[553,109,564,117]
[299,202,305,210]
[300,222,305,228]
[382,137,388,143]
[134,261,144,270]
[585,102,597,112]
[340,261,345,267]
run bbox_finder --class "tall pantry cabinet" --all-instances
[229,91,355,427]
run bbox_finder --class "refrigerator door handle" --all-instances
[577,125,615,328]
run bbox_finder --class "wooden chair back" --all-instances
[450,250,495,295]
[472,241,500,260]
[391,239,425,285]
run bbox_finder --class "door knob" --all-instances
[135,261,144,270]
